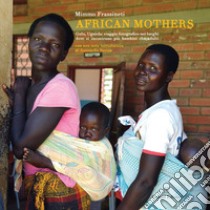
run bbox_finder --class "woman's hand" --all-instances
[1,69,16,106]
[1,84,14,106]
[2,76,31,107]
[13,76,31,97]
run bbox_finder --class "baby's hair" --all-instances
[81,102,110,128]
[146,44,179,73]
[28,13,74,50]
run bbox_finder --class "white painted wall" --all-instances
[75,69,100,101]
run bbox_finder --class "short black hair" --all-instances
[146,44,179,73]
[28,13,74,50]
[81,102,110,128]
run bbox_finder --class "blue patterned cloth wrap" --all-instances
[116,128,208,209]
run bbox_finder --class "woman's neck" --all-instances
[144,89,171,109]
[31,70,58,85]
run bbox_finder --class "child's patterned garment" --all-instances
[116,134,208,209]
[15,130,116,202]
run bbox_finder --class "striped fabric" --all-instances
[24,172,91,210]
[15,130,116,202]
[38,131,116,201]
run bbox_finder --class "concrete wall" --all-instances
[0,0,12,209]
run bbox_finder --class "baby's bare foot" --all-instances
[23,147,46,167]
[23,147,31,161]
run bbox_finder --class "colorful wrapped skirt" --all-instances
[24,172,91,210]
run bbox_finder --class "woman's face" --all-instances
[28,21,68,71]
[134,50,171,93]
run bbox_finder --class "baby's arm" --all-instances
[23,148,55,170]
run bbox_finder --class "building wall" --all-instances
[0,0,12,208]
[13,0,210,139]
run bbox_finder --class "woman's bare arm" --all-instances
[5,77,68,159]
[117,153,165,210]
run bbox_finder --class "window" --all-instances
[13,35,31,77]
[100,68,113,109]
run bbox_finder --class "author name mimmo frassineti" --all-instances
[75,11,194,29]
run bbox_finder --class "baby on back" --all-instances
[179,138,210,172]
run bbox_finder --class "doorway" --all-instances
[68,65,114,109]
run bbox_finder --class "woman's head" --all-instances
[134,44,179,93]
[28,13,74,51]
[146,44,179,74]
[79,102,110,141]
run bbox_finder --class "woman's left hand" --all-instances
[1,68,16,106]
[2,84,14,106]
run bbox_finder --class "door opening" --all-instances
[68,66,114,109]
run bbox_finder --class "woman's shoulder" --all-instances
[140,100,181,123]
[48,73,77,89]
[147,100,179,115]
[152,99,177,109]
[52,73,73,83]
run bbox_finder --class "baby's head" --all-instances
[179,138,210,171]
[79,102,110,141]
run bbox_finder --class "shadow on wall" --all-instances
[0,105,11,210]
